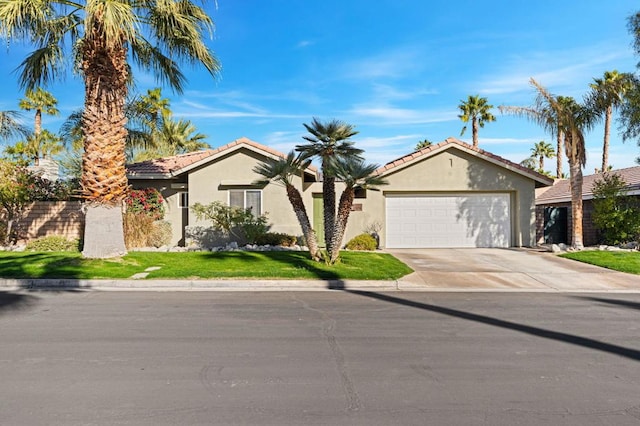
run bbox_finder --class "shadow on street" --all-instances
[346,290,640,362]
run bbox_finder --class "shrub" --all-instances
[255,232,297,247]
[148,220,172,248]
[592,172,640,245]
[191,201,270,244]
[345,233,377,251]
[25,235,80,252]
[123,211,155,249]
[125,188,165,220]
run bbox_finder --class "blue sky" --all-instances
[0,1,639,175]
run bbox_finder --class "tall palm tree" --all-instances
[0,0,220,258]
[458,95,496,147]
[296,118,363,259]
[589,70,633,172]
[18,87,59,138]
[331,158,387,264]
[253,151,321,262]
[530,140,555,171]
[0,110,28,142]
[501,78,595,249]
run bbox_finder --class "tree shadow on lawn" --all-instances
[0,252,91,291]
[345,290,640,362]
[196,251,346,288]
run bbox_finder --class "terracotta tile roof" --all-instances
[375,137,554,185]
[536,165,640,204]
[127,136,317,178]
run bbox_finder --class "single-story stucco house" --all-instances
[126,136,553,248]
[535,166,640,246]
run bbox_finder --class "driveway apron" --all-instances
[388,248,640,291]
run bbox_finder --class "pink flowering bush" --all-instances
[125,188,165,220]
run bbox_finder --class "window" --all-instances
[178,192,188,208]
[229,190,262,215]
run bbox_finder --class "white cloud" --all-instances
[346,105,458,126]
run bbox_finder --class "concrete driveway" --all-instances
[388,248,640,291]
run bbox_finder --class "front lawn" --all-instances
[0,251,413,280]
[560,251,640,274]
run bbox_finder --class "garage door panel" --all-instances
[386,194,510,248]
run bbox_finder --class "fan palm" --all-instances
[0,110,28,142]
[18,87,59,138]
[296,118,363,258]
[589,70,633,171]
[330,158,387,264]
[0,0,220,257]
[500,78,596,249]
[530,140,555,171]
[253,151,321,261]
[458,95,496,147]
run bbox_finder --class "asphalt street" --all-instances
[1,290,639,425]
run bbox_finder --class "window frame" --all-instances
[228,189,263,215]
[177,191,189,209]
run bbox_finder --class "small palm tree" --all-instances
[18,87,59,138]
[331,158,388,264]
[253,151,321,261]
[530,140,555,171]
[458,95,496,147]
[415,139,432,150]
[589,70,633,172]
[296,118,363,259]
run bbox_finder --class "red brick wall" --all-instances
[535,200,599,246]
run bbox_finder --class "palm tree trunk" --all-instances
[330,188,355,264]
[80,32,129,258]
[286,184,320,261]
[602,106,612,172]
[323,174,336,258]
[472,118,479,147]
[569,159,584,249]
[34,109,42,137]
[556,132,563,179]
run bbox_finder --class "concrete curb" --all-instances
[2,278,640,293]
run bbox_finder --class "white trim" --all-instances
[177,191,188,209]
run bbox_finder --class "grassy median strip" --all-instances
[0,251,413,280]
[560,251,640,274]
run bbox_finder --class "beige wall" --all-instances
[188,148,306,239]
[303,148,537,248]
[12,201,84,243]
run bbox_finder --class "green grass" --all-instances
[560,251,640,274]
[0,251,413,280]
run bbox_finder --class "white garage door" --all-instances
[385,194,511,248]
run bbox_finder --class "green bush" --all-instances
[191,201,269,244]
[592,172,640,245]
[345,233,377,251]
[25,235,80,252]
[255,232,297,247]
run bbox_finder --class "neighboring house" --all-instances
[535,166,640,247]
[127,136,553,248]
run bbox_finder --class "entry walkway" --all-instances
[389,248,640,292]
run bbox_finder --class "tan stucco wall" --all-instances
[187,148,306,239]
[303,148,537,248]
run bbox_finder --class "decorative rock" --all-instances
[606,246,622,251]
[226,241,238,250]
[551,244,563,253]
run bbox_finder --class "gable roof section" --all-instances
[536,166,640,205]
[127,136,318,180]
[375,137,554,186]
